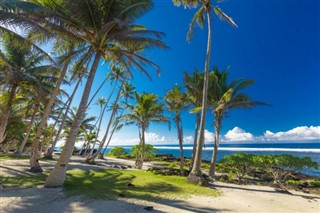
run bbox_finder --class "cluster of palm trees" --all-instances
[0,0,264,187]
[0,0,166,187]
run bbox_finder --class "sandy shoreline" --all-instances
[1,156,319,212]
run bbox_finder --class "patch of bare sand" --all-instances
[1,156,319,212]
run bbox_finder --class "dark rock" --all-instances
[144,206,154,211]
[127,183,135,187]
[118,193,126,197]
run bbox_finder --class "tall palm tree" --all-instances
[173,0,237,185]
[0,39,58,149]
[121,92,169,169]
[20,0,167,187]
[208,67,267,177]
[164,85,188,171]
[183,69,203,170]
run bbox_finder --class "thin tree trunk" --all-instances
[188,11,212,186]
[176,116,184,171]
[209,114,221,177]
[88,81,117,157]
[15,107,38,156]
[86,76,108,108]
[190,113,200,171]
[30,63,69,173]
[45,77,82,159]
[0,84,18,145]
[86,82,122,163]
[136,125,145,169]
[45,52,101,187]
[100,107,125,157]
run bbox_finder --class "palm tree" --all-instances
[173,0,237,185]
[183,69,203,170]
[121,92,169,169]
[21,0,167,187]
[208,67,267,177]
[164,85,188,171]
[0,38,58,150]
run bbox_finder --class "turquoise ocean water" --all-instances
[106,142,320,177]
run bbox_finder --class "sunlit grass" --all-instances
[0,155,29,160]
[64,169,219,200]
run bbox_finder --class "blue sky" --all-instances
[69,0,320,145]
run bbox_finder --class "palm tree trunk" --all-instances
[44,52,101,187]
[0,84,18,145]
[86,82,122,163]
[137,125,146,169]
[45,77,81,159]
[88,81,117,157]
[209,114,221,177]
[190,112,200,171]
[100,107,124,157]
[188,11,212,186]
[30,62,69,173]
[176,116,184,171]
[15,107,38,156]
[86,76,108,108]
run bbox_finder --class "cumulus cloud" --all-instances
[145,132,165,143]
[183,135,194,143]
[224,127,255,142]
[204,129,215,142]
[263,126,320,141]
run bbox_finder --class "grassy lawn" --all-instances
[0,155,30,160]
[64,169,218,200]
[1,168,219,200]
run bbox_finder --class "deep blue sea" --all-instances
[106,142,320,177]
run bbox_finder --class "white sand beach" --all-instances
[1,157,319,213]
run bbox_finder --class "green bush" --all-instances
[219,153,318,184]
[131,144,158,161]
[309,179,320,188]
[108,146,127,158]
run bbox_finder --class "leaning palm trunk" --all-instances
[0,84,18,145]
[86,83,122,163]
[88,81,117,157]
[15,107,38,156]
[190,112,200,171]
[188,11,212,186]
[45,52,101,187]
[45,77,82,159]
[136,125,146,169]
[176,116,184,171]
[209,113,221,177]
[30,63,69,173]
[100,108,125,156]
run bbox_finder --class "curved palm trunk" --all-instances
[0,84,18,145]
[45,77,81,159]
[176,115,184,171]
[188,11,212,186]
[30,63,69,173]
[136,125,146,169]
[88,81,117,157]
[209,113,221,177]
[86,83,122,163]
[15,107,38,156]
[45,52,101,187]
[86,76,108,108]
[190,112,200,171]
[100,107,125,157]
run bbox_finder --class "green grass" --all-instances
[0,173,47,188]
[64,169,219,200]
[1,168,218,201]
[0,155,29,160]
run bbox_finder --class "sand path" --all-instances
[1,156,319,212]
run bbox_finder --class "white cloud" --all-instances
[183,135,194,143]
[204,129,215,142]
[263,126,320,141]
[145,132,165,143]
[224,127,254,142]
